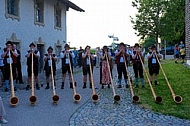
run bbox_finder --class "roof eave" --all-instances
[58,0,85,12]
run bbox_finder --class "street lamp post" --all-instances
[108,34,119,49]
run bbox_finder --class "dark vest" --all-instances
[82,53,93,67]
[61,51,73,66]
[115,51,128,65]
[148,51,159,67]
[132,51,143,68]
[27,50,38,66]
[44,54,56,71]
[3,48,17,64]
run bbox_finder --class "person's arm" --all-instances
[33,51,40,58]
[1,50,8,58]
[44,54,48,61]
[82,52,87,58]
[115,50,121,56]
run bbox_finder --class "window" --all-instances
[5,0,20,21]
[54,3,62,30]
[34,0,44,26]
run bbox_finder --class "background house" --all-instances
[0,0,84,75]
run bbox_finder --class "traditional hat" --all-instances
[5,41,13,45]
[64,44,69,48]
[119,42,126,47]
[29,42,35,47]
[134,43,140,47]
[47,46,53,51]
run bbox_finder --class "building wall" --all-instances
[0,0,67,75]
[186,0,190,64]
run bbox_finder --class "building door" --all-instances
[37,44,44,73]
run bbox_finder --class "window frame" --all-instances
[54,2,62,30]
[34,0,44,26]
[5,0,20,21]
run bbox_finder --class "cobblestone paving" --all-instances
[69,66,190,126]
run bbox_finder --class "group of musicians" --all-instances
[0,41,162,92]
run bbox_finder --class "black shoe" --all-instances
[14,87,17,91]
[142,85,145,88]
[154,81,158,85]
[108,85,110,88]
[41,84,43,87]
[4,88,9,92]
[82,84,86,89]
[117,85,122,88]
[126,85,129,88]
[45,85,50,89]
[36,85,40,90]
[135,85,139,88]
[75,82,77,87]
[19,81,24,84]
[89,84,92,89]
[61,85,64,89]
[101,85,104,89]
[70,83,73,89]
[26,85,30,90]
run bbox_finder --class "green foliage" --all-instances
[131,0,185,45]
[134,60,190,119]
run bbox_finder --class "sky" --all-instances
[67,0,140,49]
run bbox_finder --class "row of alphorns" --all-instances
[9,52,182,107]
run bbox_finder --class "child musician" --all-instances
[60,44,75,89]
[147,45,162,85]
[44,46,57,89]
[115,42,129,88]
[132,43,145,88]
[25,43,40,90]
[82,45,94,88]
[1,41,18,92]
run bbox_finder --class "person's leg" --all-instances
[45,73,50,89]
[0,97,7,124]
[123,65,128,88]
[139,67,145,87]
[117,65,122,88]
[4,65,10,92]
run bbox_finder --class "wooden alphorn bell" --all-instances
[155,54,182,103]
[49,55,59,104]
[123,54,140,103]
[138,52,162,103]
[88,54,99,103]
[105,54,120,103]
[9,50,19,106]
[67,53,81,102]
[29,52,37,105]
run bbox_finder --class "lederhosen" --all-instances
[27,50,39,76]
[132,51,144,78]
[3,48,17,80]
[115,52,128,79]
[61,51,73,74]
[148,51,160,76]
[82,53,93,76]
[44,54,56,76]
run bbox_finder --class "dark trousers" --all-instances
[15,61,23,82]
[4,64,16,80]
[117,63,127,79]
[0,66,5,78]
[133,66,144,78]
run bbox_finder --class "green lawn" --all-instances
[133,60,190,119]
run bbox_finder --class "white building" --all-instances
[0,0,84,75]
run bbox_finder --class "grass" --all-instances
[133,60,190,119]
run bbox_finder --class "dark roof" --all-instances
[58,0,85,12]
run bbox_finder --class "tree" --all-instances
[130,0,185,46]
[131,0,166,45]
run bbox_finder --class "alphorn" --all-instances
[88,55,99,103]
[50,55,59,104]
[68,53,81,102]
[9,50,19,106]
[123,54,140,103]
[29,52,37,105]
[155,54,182,103]
[105,54,120,103]
[138,52,162,103]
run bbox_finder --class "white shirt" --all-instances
[147,52,161,64]
[3,49,18,64]
[114,50,128,63]
[60,51,75,64]
[43,54,57,66]
[25,50,40,58]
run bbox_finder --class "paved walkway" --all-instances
[0,65,189,126]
